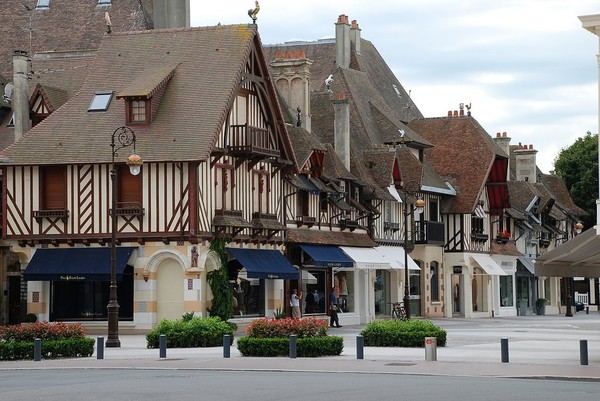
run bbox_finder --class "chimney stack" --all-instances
[515,143,538,183]
[13,50,31,142]
[269,51,313,131]
[350,20,361,54]
[333,91,350,169]
[335,15,351,69]
[153,0,190,29]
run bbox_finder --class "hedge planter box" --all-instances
[237,336,343,357]
[360,319,447,347]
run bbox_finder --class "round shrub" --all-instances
[360,319,447,347]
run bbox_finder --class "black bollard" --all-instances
[580,340,589,366]
[289,334,297,358]
[356,335,364,360]
[34,338,41,362]
[501,338,509,363]
[97,336,104,360]
[223,334,231,358]
[159,334,167,358]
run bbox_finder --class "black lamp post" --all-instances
[402,180,425,319]
[564,222,584,318]
[106,126,142,348]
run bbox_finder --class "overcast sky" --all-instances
[190,1,600,173]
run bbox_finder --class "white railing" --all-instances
[575,292,589,306]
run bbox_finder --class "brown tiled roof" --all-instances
[506,181,549,212]
[409,115,505,214]
[0,0,153,80]
[539,173,587,217]
[286,228,377,247]
[3,25,284,165]
[286,125,325,169]
[322,143,356,181]
[490,240,523,256]
[116,65,176,99]
[363,147,396,188]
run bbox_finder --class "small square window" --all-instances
[88,91,114,112]
[98,0,111,5]
[131,100,147,122]
[36,0,51,9]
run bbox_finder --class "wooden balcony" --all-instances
[33,209,69,223]
[414,220,445,245]
[227,124,280,158]
[296,215,316,228]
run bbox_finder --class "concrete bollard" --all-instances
[289,334,297,358]
[34,338,41,362]
[223,334,231,358]
[97,336,104,360]
[425,337,437,361]
[501,338,509,363]
[159,334,167,358]
[356,335,364,360]
[580,340,589,366]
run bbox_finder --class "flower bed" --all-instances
[0,322,94,360]
[237,317,343,357]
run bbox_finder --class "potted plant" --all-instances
[496,230,510,244]
[535,298,548,315]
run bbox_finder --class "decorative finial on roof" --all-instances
[325,74,334,92]
[248,1,260,24]
[105,12,112,34]
[465,102,472,116]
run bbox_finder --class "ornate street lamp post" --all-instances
[402,181,425,319]
[107,126,142,348]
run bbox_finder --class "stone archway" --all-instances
[147,250,186,323]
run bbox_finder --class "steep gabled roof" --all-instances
[286,125,326,169]
[539,173,587,217]
[409,114,508,214]
[3,25,293,166]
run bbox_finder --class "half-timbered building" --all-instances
[2,24,297,329]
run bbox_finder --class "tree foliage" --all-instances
[553,132,598,228]
[207,238,233,321]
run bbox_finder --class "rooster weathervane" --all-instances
[248,1,260,24]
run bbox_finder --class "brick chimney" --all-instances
[335,14,351,69]
[493,132,511,157]
[153,0,190,29]
[350,20,361,54]
[333,91,350,169]
[13,50,31,142]
[269,51,313,131]
[514,143,538,183]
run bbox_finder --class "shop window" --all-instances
[430,261,440,302]
[333,271,354,313]
[500,275,514,307]
[301,269,327,314]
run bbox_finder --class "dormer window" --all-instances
[127,98,149,124]
[36,0,50,9]
[116,65,176,126]
[88,91,114,112]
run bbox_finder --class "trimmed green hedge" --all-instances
[0,338,95,360]
[360,319,447,347]
[237,336,343,357]
[146,316,235,348]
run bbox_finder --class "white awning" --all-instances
[340,247,391,270]
[375,246,421,270]
[471,254,507,276]
[535,228,600,277]
[387,185,403,203]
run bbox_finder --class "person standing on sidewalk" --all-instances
[329,287,342,327]
[290,289,302,318]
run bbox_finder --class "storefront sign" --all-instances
[59,275,86,281]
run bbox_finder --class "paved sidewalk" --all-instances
[2,314,600,380]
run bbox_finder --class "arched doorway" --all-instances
[156,258,184,322]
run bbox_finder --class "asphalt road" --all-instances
[2,369,600,401]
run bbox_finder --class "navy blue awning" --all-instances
[23,247,136,281]
[228,248,298,280]
[299,245,354,267]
